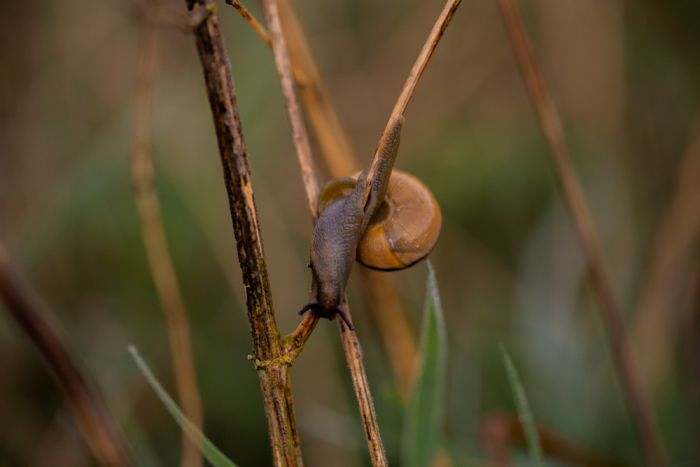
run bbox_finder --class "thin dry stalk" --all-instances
[0,244,133,467]
[228,0,419,397]
[336,304,387,466]
[226,0,360,175]
[130,10,203,467]
[367,0,462,183]
[184,0,302,465]
[275,0,420,396]
[495,1,666,466]
[276,0,360,176]
[480,412,627,467]
[357,0,465,397]
[633,117,700,386]
[226,0,271,46]
[261,0,319,219]
[260,1,387,464]
[284,312,320,360]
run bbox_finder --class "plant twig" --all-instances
[130,8,203,467]
[283,312,319,360]
[0,244,133,467]
[226,0,360,176]
[367,0,462,184]
[632,116,700,386]
[184,1,302,465]
[480,412,627,467]
[262,0,319,219]
[359,0,463,397]
[228,0,419,398]
[260,1,387,464]
[226,0,271,46]
[337,304,388,466]
[495,1,667,466]
[275,0,360,176]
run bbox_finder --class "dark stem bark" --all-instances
[183,1,302,465]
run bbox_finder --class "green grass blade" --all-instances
[499,345,543,467]
[401,260,448,467]
[128,345,239,467]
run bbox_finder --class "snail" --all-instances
[299,116,441,329]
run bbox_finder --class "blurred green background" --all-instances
[1,0,699,465]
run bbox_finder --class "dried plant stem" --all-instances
[633,117,700,386]
[275,0,420,396]
[226,0,272,46]
[261,0,387,464]
[359,0,464,396]
[262,0,319,219]
[275,0,360,176]
[226,0,360,175]
[367,0,462,183]
[0,244,133,467]
[228,0,419,397]
[336,304,388,466]
[495,1,666,466]
[184,0,302,465]
[130,12,203,467]
[480,412,627,467]
[283,313,319,360]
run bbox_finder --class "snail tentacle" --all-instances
[336,306,354,331]
[298,299,318,316]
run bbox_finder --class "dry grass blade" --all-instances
[0,244,133,467]
[184,0,302,465]
[262,0,319,219]
[337,305,388,466]
[367,0,462,184]
[130,9,203,467]
[480,412,628,467]
[495,1,667,466]
[633,116,700,386]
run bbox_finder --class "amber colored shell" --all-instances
[352,169,441,271]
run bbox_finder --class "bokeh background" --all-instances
[1,0,699,465]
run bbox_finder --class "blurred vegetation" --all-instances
[0,0,699,466]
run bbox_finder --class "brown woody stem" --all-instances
[262,0,320,220]
[495,1,667,466]
[184,0,302,465]
[226,0,360,176]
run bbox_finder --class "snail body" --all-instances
[299,116,441,329]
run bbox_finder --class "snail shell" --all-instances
[318,169,441,271]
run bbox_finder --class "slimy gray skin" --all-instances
[299,116,405,330]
